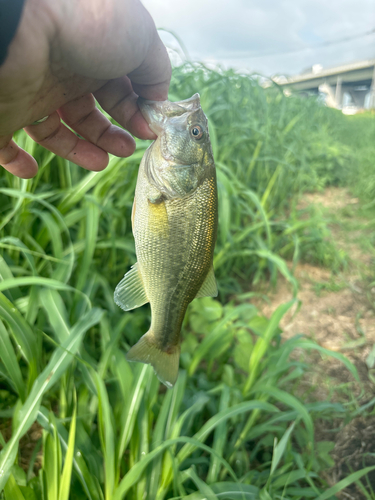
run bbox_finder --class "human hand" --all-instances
[0,0,171,178]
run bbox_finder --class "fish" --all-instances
[114,93,218,388]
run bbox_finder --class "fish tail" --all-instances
[126,331,180,388]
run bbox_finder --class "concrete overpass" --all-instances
[275,59,375,112]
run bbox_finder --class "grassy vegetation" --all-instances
[0,63,375,499]
[329,110,375,204]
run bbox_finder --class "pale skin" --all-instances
[0,0,171,179]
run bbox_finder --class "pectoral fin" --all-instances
[195,266,218,298]
[114,263,149,311]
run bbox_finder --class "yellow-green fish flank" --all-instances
[114,94,218,388]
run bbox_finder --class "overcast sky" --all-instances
[142,0,375,77]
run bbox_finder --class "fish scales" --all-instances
[114,93,218,387]
[135,171,217,347]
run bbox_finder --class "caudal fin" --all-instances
[126,332,180,388]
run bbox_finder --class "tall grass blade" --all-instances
[117,364,151,461]
[3,474,26,500]
[0,319,25,400]
[40,289,70,344]
[76,200,100,291]
[37,408,100,500]
[176,401,278,468]
[0,293,38,367]
[95,372,116,500]
[43,412,62,500]
[0,308,103,491]
[114,437,236,500]
[58,400,77,500]
[269,421,296,476]
[207,385,230,484]
[184,482,259,499]
[184,467,218,500]
[315,466,375,500]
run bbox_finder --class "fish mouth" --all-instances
[138,94,201,136]
[138,98,167,136]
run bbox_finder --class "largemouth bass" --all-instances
[114,94,218,388]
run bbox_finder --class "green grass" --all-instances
[329,111,375,203]
[1,63,375,499]
[169,64,355,289]
[312,279,347,296]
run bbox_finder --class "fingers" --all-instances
[94,77,157,140]
[0,0,172,179]
[24,112,110,172]
[58,94,136,157]
[1,87,150,180]
[0,135,38,179]
[93,11,172,142]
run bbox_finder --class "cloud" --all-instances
[142,0,375,75]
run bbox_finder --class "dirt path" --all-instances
[255,187,375,497]
[257,187,375,359]
[259,261,375,355]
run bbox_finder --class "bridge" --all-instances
[275,58,375,112]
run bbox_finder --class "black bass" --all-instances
[114,94,218,388]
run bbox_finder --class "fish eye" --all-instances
[190,125,203,140]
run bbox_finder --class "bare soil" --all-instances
[255,187,375,497]
[257,263,375,355]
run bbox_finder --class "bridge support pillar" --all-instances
[349,89,368,108]
[369,65,375,109]
[335,77,342,108]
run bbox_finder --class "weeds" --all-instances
[1,63,375,498]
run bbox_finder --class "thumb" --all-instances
[128,20,171,101]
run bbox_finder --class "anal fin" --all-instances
[114,263,148,311]
[195,266,218,298]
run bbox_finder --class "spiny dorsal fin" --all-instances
[114,263,148,311]
[195,266,218,298]
[126,332,180,388]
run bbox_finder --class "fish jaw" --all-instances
[138,98,167,135]
[138,94,202,136]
